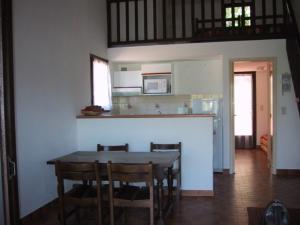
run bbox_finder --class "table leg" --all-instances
[157,178,165,225]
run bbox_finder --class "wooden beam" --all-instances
[172,0,176,39]
[144,0,148,40]
[107,0,112,46]
[241,0,245,27]
[262,0,266,28]
[221,0,225,28]
[153,0,157,40]
[117,0,120,42]
[191,0,195,35]
[201,0,205,29]
[273,0,277,32]
[126,0,129,41]
[182,0,186,38]
[163,0,166,39]
[211,0,215,31]
[135,0,138,41]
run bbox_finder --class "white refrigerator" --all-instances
[192,98,223,172]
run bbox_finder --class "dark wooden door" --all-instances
[0,0,20,224]
[234,72,256,149]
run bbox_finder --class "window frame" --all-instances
[90,54,110,108]
[224,2,254,28]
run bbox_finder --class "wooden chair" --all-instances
[97,144,128,152]
[150,142,182,203]
[55,161,105,225]
[107,161,154,225]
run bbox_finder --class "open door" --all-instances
[234,72,256,149]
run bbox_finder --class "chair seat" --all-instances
[114,185,147,200]
[65,184,98,206]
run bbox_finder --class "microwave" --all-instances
[142,74,172,94]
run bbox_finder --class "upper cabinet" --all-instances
[141,63,172,74]
[113,71,142,88]
[173,60,223,95]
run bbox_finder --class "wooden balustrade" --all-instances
[107,0,288,47]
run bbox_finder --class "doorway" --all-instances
[1,0,20,224]
[234,72,256,149]
[232,60,274,172]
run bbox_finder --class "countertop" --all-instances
[77,113,215,119]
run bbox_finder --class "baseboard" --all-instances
[223,169,230,175]
[276,169,300,176]
[181,190,214,197]
[21,198,58,225]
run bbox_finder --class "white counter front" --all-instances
[77,115,214,195]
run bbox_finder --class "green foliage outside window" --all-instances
[225,6,251,27]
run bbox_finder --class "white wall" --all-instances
[108,39,300,170]
[77,117,213,191]
[13,0,107,217]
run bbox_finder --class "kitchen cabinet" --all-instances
[173,60,222,95]
[141,63,172,74]
[113,71,142,87]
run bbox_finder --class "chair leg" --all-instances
[75,208,81,225]
[150,206,154,225]
[110,204,114,225]
[58,205,66,225]
[176,174,181,203]
[97,204,102,225]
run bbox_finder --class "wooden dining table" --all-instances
[47,151,180,225]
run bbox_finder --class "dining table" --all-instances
[47,150,180,225]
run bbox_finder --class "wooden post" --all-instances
[172,0,176,39]
[153,0,157,40]
[191,0,195,36]
[117,0,120,42]
[182,0,186,38]
[135,0,138,41]
[126,0,129,42]
[144,0,148,40]
[107,0,112,46]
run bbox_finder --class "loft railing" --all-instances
[107,0,288,47]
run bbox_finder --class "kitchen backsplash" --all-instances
[112,94,222,114]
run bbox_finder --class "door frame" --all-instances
[229,58,277,174]
[234,71,257,149]
[0,0,21,224]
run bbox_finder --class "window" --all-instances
[225,4,252,27]
[90,54,112,110]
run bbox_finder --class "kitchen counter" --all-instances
[76,114,214,195]
[77,113,215,119]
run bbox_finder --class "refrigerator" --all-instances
[192,98,223,172]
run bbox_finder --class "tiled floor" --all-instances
[32,149,300,225]
[166,149,300,225]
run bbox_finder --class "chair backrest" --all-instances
[150,142,181,170]
[97,144,129,152]
[107,161,153,185]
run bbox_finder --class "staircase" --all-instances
[285,0,300,114]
